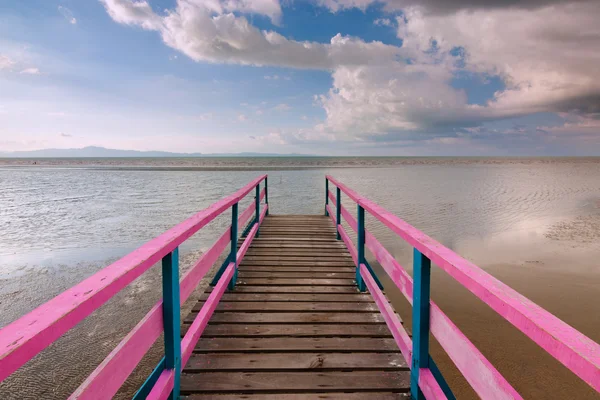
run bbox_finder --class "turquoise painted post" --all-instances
[228,203,238,290]
[325,178,329,216]
[336,187,341,240]
[255,185,260,238]
[411,248,431,400]
[265,177,269,216]
[162,248,181,400]
[356,205,366,292]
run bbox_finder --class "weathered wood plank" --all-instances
[242,255,352,262]
[240,261,355,267]
[182,324,393,337]
[184,352,408,371]
[238,266,355,273]
[180,371,410,393]
[183,393,409,399]
[192,302,378,313]
[205,286,360,294]
[193,337,399,352]
[238,272,355,279]
[247,244,346,250]
[186,312,385,324]
[199,292,372,302]
[239,278,356,286]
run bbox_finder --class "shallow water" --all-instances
[1,157,600,399]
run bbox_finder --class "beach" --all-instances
[1,157,599,399]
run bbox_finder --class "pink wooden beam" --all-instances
[360,264,446,398]
[0,175,266,382]
[359,264,411,362]
[327,189,335,205]
[69,303,163,399]
[430,303,522,399]
[325,204,336,227]
[327,175,600,392]
[419,368,448,400]
[238,201,256,232]
[146,368,174,400]
[338,225,358,265]
[181,262,234,367]
[326,175,361,203]
[259,187,266,203]
[179,230,230,304]
[237,224,258,264]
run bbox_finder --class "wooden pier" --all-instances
[1,174,599,400]
[181,215,410,398]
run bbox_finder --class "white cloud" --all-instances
[101,0,600,145]
[274,103,291,111]
[20,67,40,75]
[101,0,400,69]
[374,18,392,26]
[0,54,15,70]
[58,6,77,24]
[237,113,248,121]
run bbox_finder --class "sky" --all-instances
[0,0,599,156]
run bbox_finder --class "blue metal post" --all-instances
[356,205,366,292]
[325,178,329,216]
[228,203,238,290]
[411,248,431,400]
[265,177,269,216]
[336,187,341,240]
[255,185,260,238]
[162,248,181,400]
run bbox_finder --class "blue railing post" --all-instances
[356,205,366,292]
[255,185,260,238]
[336,187,341,240]
[411,248,432,399]
[325,178,329,216]
[162,247,181,400]
[265,177,269,216]
[228,203,238,290]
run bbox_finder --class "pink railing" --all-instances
[0,175,269,399]
[325,175,600,399]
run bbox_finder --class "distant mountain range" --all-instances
[0,146,311,158]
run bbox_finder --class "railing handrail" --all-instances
[326,175,600,396]
[0,174,267,384]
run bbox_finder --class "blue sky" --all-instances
[0,0,598,155]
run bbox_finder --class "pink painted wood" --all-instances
[327,189,335,204]
[430,303,522,399]
[337,224,358,265]
[181,262,235,367]
[325,204,336,227]
[419,368,448,400]
[238,201,256,231]
[237,223,259,265]
[146,368,174,400]
[360,264,447,399]
[260,187,266,202]
[69,303,163,399]
[359,264,411,362]
[73,197,268,398]
[327,175,600,393]
[0,175,265,382]
[338,203,519,398]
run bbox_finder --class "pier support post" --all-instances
[356,205,366,292]
[336,187,341,240]
[228,203,238,290]
[325,178,329,216]
[411,249,431,400]
[265,177,269,216]
[162,248,181,400]
[255,185,260,238]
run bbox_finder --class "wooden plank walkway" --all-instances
[181,215,410,399]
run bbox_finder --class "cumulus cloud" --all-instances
[274,103,291,111]
[100,0,400,68]
[101,0,600,146]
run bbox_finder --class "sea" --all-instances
[1,157,600,399]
